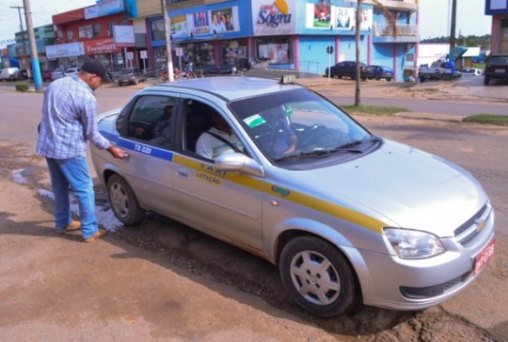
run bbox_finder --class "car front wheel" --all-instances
[279,236,357,317]
[107,174,145,225]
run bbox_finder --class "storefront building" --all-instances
[146,0,418,81]
[6,0,418,81]
[12,25,55,73]
[485,0,508,53]
[46,0,138,71]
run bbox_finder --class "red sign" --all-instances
[83,38,122,55]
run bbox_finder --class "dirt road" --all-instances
[0,80,507,341]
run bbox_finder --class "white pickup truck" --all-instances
[418,60,461,82]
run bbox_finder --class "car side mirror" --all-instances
[214,153,264,177]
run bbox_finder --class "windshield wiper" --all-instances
[274,143,363,162]
[330,140,364,153]
[273,137,381,162]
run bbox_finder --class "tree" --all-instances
[354,0,362,106]
[354,0,399,106]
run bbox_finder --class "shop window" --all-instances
[151,19,165,41]
[94,24,102,37]
[66,30,73,40]
[79,25,94,39]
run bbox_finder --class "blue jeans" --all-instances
[46,157,99,239]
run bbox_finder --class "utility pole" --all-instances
[354,0,362,106]
[160,0,174,82]
[449,0,457,49]
[23,0,43,90]
[10,5,27,69]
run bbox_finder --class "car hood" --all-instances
[282,139,487,237]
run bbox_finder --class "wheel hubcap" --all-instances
[290,250,341,305]
[109,182,129,218]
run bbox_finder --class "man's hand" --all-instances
[107,145,128,159]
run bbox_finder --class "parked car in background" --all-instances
[64,67,79,77]
[483,53,508,85]
[51,67,65,80]
[90,76,495,317]
[418,60,462,82]
[0,67,21,81]
[113,68,145,86]
[324,61,373,80]
[13,69,29,80]
[143,66,165,80]
[369,65,394,81]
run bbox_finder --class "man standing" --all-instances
[36,61,126,242]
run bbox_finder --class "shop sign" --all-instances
[85,0,124,19]
[113,25,135,47]
[305,3,373,31]
[83,38,121,55]
[45,42,84,59]
[253,0,295,36]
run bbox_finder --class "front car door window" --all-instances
[126,95,176,149]
[181,99,244,161]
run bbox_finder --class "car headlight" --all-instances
[383,228,445,259]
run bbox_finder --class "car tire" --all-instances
[386,78,392,82]
[107,174,145,226]
[279,236,357,317]
[483,77,490,86]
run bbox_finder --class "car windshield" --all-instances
[229,88,374,165]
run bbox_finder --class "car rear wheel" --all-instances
[107,174,145,225]
[483,77,490,85]
[279,236,357,317]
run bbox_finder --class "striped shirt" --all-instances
[36,75,110,159]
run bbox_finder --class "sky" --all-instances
[0,0,493,46]
[0,0,95,45]
[418,0,492,39]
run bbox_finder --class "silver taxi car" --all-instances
[91,76,495,317]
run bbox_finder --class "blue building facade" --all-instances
[146,0,418,81]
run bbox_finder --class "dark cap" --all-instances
[81,61,107,80]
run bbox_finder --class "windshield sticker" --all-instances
[244,114,266,128]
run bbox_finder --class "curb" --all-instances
[393,112,463,122]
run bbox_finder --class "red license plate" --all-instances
[474,239,495,276]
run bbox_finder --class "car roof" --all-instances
[143,76,302,102]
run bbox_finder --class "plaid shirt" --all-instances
[36,75,110,159]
